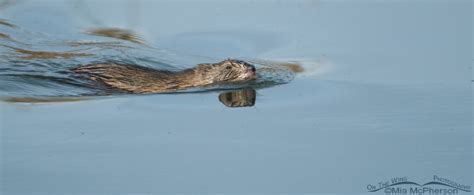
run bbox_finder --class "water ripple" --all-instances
[0,23,300,100]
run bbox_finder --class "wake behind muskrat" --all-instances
[72,59,257,93]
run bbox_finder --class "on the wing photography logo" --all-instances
[367,175,471,195]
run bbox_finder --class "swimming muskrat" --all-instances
[72,59,257,93]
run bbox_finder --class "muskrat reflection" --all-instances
[219,88,256,108]
[4,89,257,108]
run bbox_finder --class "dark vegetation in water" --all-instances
[1,45,93,59]
[86,28,145,44]
[0,19,16,28]
[0,32,12,40]
[65,41,134,49]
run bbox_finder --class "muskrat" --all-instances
[72,59,257,93]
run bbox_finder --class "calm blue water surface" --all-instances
[0,0,472,194]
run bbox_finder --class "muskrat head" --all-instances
[198,59,256,84]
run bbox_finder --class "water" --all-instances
[0,18,297,99]
[0,0,472,194]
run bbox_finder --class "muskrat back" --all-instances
[72,59,257,93]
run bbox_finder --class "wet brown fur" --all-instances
[72,59,256,93]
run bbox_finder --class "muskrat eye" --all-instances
[226,66,232,70]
